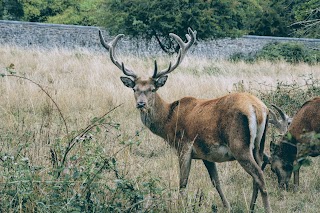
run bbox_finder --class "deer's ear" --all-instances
[155,75,168,88]
[120,77,135,88]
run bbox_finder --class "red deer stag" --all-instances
[268,98,320,189]
[99,28,271,212]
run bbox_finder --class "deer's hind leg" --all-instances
[228,112,271,212]
[231,145,271,213]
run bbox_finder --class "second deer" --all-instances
[268,98,320,189]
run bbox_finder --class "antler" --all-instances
[153,27,197,79]
[271,104,289,121]
[269,104,292,134]
[99,30,137,78]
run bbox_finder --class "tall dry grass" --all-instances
[0,45,319,212]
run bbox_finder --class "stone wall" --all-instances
[0,20,319,59]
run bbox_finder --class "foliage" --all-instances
[232,73,320,123]
[19,0,48,22]
[3,0,100,25]
[97,0,260,53]
[230,42,320,64]
[247,0,319,38]
[291,0,320,38]
[1,0,319,39]
[258,74,320,115]
[0,67,166,212]
[256,42,320,64]
[0,0,24,20]
[46,0,102,25]
[297,132,320,159]
[248,0,296,37]
[292,131,319,172]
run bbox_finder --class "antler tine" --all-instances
[99,30,110,51]
[153,27,196,79]
[152,60,172,78]
[152,60,158,78]
[268,109,278,125]
[271,104,289,121]
[99,30,137,78]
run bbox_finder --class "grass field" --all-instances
[0,45,319,212]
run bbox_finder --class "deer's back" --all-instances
[289,97,320,144]
[175,93,267,151]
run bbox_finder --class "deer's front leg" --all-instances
[293,160,300,189]
[178,144,193,192]
[203,160,230,210]
[293,169,300,188]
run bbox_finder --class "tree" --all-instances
[291,0,319,38]
[0,0,24,20]
[97,0,261,53]
[248,0,319,38]
[248,0,296,37]
[47,0,101,26]
[19,0,48,22]
[18,0,100,25]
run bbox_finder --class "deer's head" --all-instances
[99,28,196,112]
[268,104,295,189]
[270,136,297,189]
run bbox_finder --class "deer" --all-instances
[267,98,320,189]
[99,28,271,212]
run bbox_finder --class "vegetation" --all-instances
[97,0,258,53]
[291,0,320,38]
[0,0,319,43]
[0,0,100,25]
[0,45,320,212]
[230,42,320,65]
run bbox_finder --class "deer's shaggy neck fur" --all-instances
[140,93,171,139]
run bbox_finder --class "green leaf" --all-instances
[286,132,292,141]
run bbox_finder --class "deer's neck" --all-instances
[279,140,297,163]
[140,93,171,138]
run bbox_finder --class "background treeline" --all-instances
[1,0,319,41]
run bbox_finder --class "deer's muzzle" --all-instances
[137,102,146,109]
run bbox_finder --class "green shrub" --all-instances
[258,74,320,114]
[231,74,320,117]
[230,42,320,64]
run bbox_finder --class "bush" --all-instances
[230,42,320,64]
[258,74,320,114]
[231,73,320,118]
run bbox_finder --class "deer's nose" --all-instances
[137,102,146,109]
